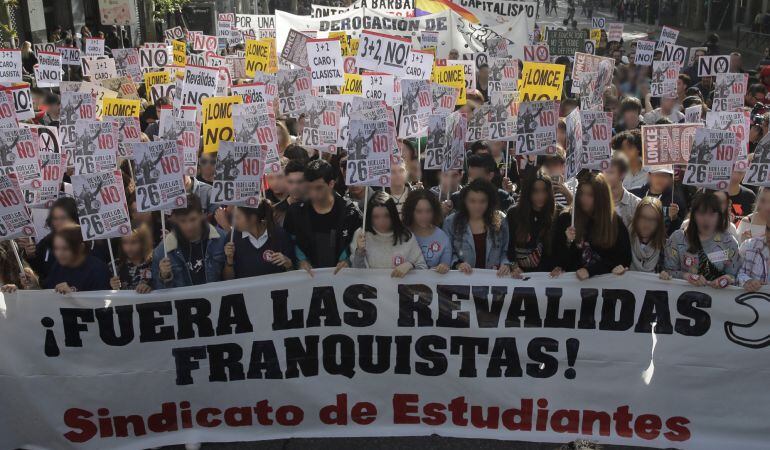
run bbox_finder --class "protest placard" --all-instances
[180,65,220,108]
[346,119,392,186]
[398,79,431,138]
[402,50,433,80]
[744,133,770,186]
[444,111,466,170]
[305,38,344,87]
[685,104,703,123]
[356,30,411,76]
[431,65,465,105]
[84,37,105,56]
[431,84,459,115]
[424,114,447,170]
[467,103,489,142]
[202,95,241,153]
[683,128,738,190]
[89,58,117,81]
[5,84,34,121]
[661,43,687,68]
[0,128,40,185]
[0,91,17,130]
[72,119,118,175]
[300,97,341,153]
[58,46,81,66]
[698,55,731,77]
[105,115,141,158]
[0,49,22,83]
[131,140,187,211]
[71,170,131,240]
[487,90,517,141]
[515,101,559,156]
[571,53,614,94]
[565,108,582,180]
[607,23,623,42]
[519,62,565,102]
[657,25,679,50]
[29,150,65,207]
[580,110,613,170]
[642,123,703,165]
[523,44,550,62]
[140,46,169,72]
[634,40,655,66]
[362,73,399,107]
[245,39,271,77]
[112,48,142,82]
[102,98,140,117]
[277,68,311,116]
[341,73,363,95]
[650,61,679,98]
[34,51,62,87]
[0,173,34,239]
[705,110,750,171]
[546,29,588,56]
[211,142,268,206]
[281,29,311,69]
[712,73,748,112]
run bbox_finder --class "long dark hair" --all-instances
[454,178,502,239]
[573,172,618,248]
[686,191,726,252]
[512,170,556,249]
[365,191,412,246]
[402,188,442,228]
[238,199,276,237]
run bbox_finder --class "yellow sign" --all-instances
[265,38,277,74]
[590,29,602,44]
[330,31,349,56]
[347,38,359,57]
[432,65,466,105]
[102,98,141,117]
[518,62,566,102]
[143,71,170,100]
[245,39,271,77]
[202,95,241,153]
[172,40,186,67]
[341,73,362,95]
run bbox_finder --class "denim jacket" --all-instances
[442,211,510,269]
[151,224,227,289]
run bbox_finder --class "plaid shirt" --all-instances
[738,237,770,285]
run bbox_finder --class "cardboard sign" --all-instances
[131,140,187,212]
[683,128,738,190]
[245,39,271,77]
[72,120,118,175]
[0,173,34,239]
[362,73,399,107]
[102,98,140,117]
[356,30,411,76]
[698,55,731,77]
[164,26,185,41]
[571,53,614,94]
[515,101,559,156]
[106,115,141,158]
[172,40,186,66]
[192,34,218,53]
[398,79,431,138]
[705,110,750,171]
[591,17,606,29]
[547,29,588,56]
[84,37,105,56]
[180,65,220,108]
[657,26,679,50]
[5,84,34,121]
[467,103,489,142]
[202,95,241,153]
[444,111,466,170]
[306,38,344,87]
[341,73,363,95]
[634,40,655,66]
[0,49,22,82]
[144,71,171,100]
[642,123,704,165]
[519,62,565,102]
[112,48,142,82]
[523,44,550,62]
[608,23,624,42]
[29,150,65,207]
[431,84,460,115]
[424,114,447,170]
[744,133,770,186]
[140,46,169,71]
[580,110,613,170]
[431,65,466,105]
[211,142,267,206]
[487,91,517,141]
[89,58,117,81]
[712,73,749,112]
[345,119,391,187]
[34,51,62,87]
[231,102,280,173]
[651,61,679,98]
[281,29,311,69]
[0,128,40,185]
[58,46,81,66]
[277,68,311,116]
[230,82,267,104]
[300,97,341,153]
[685,104,703,124]
[71,170,131,240]
[661,44,687,68]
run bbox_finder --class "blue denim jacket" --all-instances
[442,211,510,269]
[151,224,227,289]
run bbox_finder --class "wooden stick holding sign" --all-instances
[106,239,118,278]
[10,240,25,277]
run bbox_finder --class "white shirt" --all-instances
[623,167,650,191]
[242,230,268,249]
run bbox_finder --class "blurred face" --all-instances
[544,160,565,180]
[530,180,549,210]
[660,97,675,112]
[50,206,75,231]
[306,178,334,205]
[440,170,462,190]
[406,158,421,184]
[635,204,660,239]
[622,110,639,127]
[731,54,742,70]
[467,167,492,183]
[371,206,392,233]
[348,185,365,198]
[413,199,435,228]
[489,141,504,157]
[694,208,720,235]
[391,163,407,187]
[267,171,287,195]
[714,191,729,214]
[465,190,489,220]
[620,141,640,165]
[198,154,216,179]
[285,171,306,200]
[449,49,459,59]
[757,190,770,222]
[53,236,77,267]
[603,164,623,187]
[121,234,144,260]
[578,184,595,215]
[649,172,672,193]
[175,211,204,241]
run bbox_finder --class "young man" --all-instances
[283,159,362,275]
[40,93,60,127]
[613,130,649,191]
[605,153,641,227]
[643,97,685,125]
[449,153,516,212]
[152,194,227,289]
[273,159,307,226]
[615,97,645,132]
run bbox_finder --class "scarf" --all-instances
[630,236,660,273]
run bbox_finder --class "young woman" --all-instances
[402,189,451,273]
[351,191,427,277]
[680,190,739,241]
[26,197,79,283]
[506,170,558,276]
[552,172,631,280]
[386,160,412,216]
[109,225,154,293]
[43,225,111,293]
[0,241,39,293]
[442,179,511,276]
[737,187,770,244]
[223,200,295,279]
[663,191,741,288]
[628,197,667,273]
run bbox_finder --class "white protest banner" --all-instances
[712,73,748,112]
[313,0,415,17]
[306,37,344,87]
[211,141,267,206]
[642,123,703,166]
[486,90,517,141]
[685,104,702,124]
[311,4,347,17]
[571,53,614,94]
[515,101,559,156]
[634,40,655,66]
[0,49,22,82]
[398,79,431,138]
[661,43,687,68]
[58,46,82,66]
[131,140,187,212]
[523,44,550,62]
[84,37,105,56]
[580,111,613,170]
[607,23,623,42]
[697,55,730,77]
[234,14,276,38]
[277,68,312,117]
[180,65,219,108]
[72,120,118,175]
[0,128,40,187]
[683,128,738,189]
[431,83,459,115]
[5,84,34,121]
[705,110,750,171]
[362,73,398,107]
[34,51,62,87]
[112,48,142,82]
[346,119,392,186]
[650,61,679,98]
[744,132,770,186]
[71,169,131,240]
[564,108,582,180]
[398,48,432,78]
[88,57,118,81]
[656,25,679,50]
[0,172,34,239]
[301,97,341,153]
[357,31,412,76]
[4,270,770,450]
